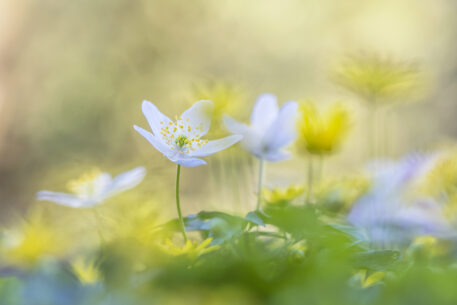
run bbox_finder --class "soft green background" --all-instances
[1,0,457,219]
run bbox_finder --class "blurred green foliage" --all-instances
[3,199,457,305]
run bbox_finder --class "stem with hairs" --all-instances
[175,164,188,242]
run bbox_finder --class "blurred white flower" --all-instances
[348,155,451,248]
[37,167,146,208]
[223,94,298,161]
[134,100,242,167]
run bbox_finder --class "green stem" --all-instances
[92,208,105,245]
[368,103,378,160]
[256,159,265,211]
[175,164,188,242]
[382,107,390,156]
[306,156,314,205]
[316,154,324,182]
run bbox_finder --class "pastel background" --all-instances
[1,0,456,219]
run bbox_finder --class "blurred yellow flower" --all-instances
[191,81,247,137]
[443,196,457,223]
[296,102,350,155]
[315,175,370,212]
[71,256,101,285]
[288,241,308,263]
[334,53,421,104]
[106,200,161,247]
[263,185,305,205]
[409,235,449,258]
[420,151,457,199]
[416,150,457,222]
[413,235,438,248]
[1,209,67,266]
[161,238,220,260]
[192,81,246,119]
[358,269,385,289]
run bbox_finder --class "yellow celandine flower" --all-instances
[416,150,457,221]
[296,102,350,155]
[161,238,220,260]
[71,257,101,285]
[334,53,421,104]
[263,185,305,205]
[191,81,246,130]
[288,241,308,263]
[315,175,370,212]
[443,195,457,223]
[420,151,457,199]
[1,211,66,266]
[409,235,449,258]
[105,199,161,247]
[357,269,385,289]
[413,235,438,247]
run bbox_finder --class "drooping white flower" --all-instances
[223,93,298,161]
[37,167,146,208]
[348,155,451,248]
[134,100,242,167]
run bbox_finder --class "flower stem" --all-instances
[368,103,378,160]
[256,159,265,211]
[92,208,105,245]
[306,156,314,205]
[175,164,188,242]
[316,154,324,182]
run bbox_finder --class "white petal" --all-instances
[36,191,94,208]
[142,100,172,136]
[134,125,173,157]
[224,115,263,157]
[223,115,251,135]
[92,173,113,196]
[189,135,243,157]
[250,93,279,131]
[181,100,213,137]
[263,150,291,162]
[263,101,298,151]
[104,166,146,198]
[171,157,207,167]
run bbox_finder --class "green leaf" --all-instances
[245,211,266,227]
[328,224,370,247]
[263,205,322,239]
[353,250,401,271]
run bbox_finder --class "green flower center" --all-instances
[175,135,189,149]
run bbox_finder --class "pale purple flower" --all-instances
[223,94,298,161]
[348,155,451,247]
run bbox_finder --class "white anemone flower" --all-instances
[223,93,298,161]
[348,155,451,248]
[223,93,298,211]
[134,100,242,167]
[37,167,146,208]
